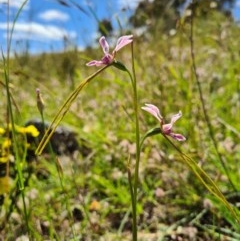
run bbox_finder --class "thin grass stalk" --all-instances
[35,65,110,155]
[54,156,78,240]
[3,0,30,237]
[37,96,77,239]
[162,134,240,224]
[4,0,28,197]
[140,126,240,223]
[189,0,236,191]
[124,58,137,240]
[125,42,140,241]
[127,160,135,226]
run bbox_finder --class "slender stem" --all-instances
[3,1,30,236]
[38,103,77,238]
[126,42,140,241]
[35,65,110,155]
[162,134,240,223]
[127,160,135,235]
[189,0,236,191]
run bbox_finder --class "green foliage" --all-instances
[129,0,235,32]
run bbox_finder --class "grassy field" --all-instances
[0,10,240,241]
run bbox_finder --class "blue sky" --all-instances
[0,0,240,54]
[0,0,141,54]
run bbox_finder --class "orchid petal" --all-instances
[162,123,172,134]
[141,103,163,122]
[170,111,182,124]
[114,35,133,52]
[86,60,104,67]
[101,54,113,65]
[169,133,186,141]
[99,36,109,55]
[142,104,186,142]
[87,35,133,67]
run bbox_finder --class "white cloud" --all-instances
[0,22,76,41]
[0,0,30,10]
[236,0,240,8]
[118,0,142,10]
[38,10,70,22]
[118,0,153,10]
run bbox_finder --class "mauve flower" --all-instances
[86,35,133,67]
[141,103,186,141]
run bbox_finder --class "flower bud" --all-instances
[36,88,44,115]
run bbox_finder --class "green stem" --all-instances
[35,64,110,155]
[127,159,135,234]
[163,134,240,223]
[126,42,140,241]
[189,1,236,191]
[3,31,30,241]
[139,126,240,223]
[39,107,77,239]
[3,1,33,236]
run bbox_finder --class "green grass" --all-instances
[0,10,240,240]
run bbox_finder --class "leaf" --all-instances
[165,136,240,224]
[112,61,128,72]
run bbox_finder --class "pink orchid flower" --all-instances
[86,35,133,67]
[141,103,186,141]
